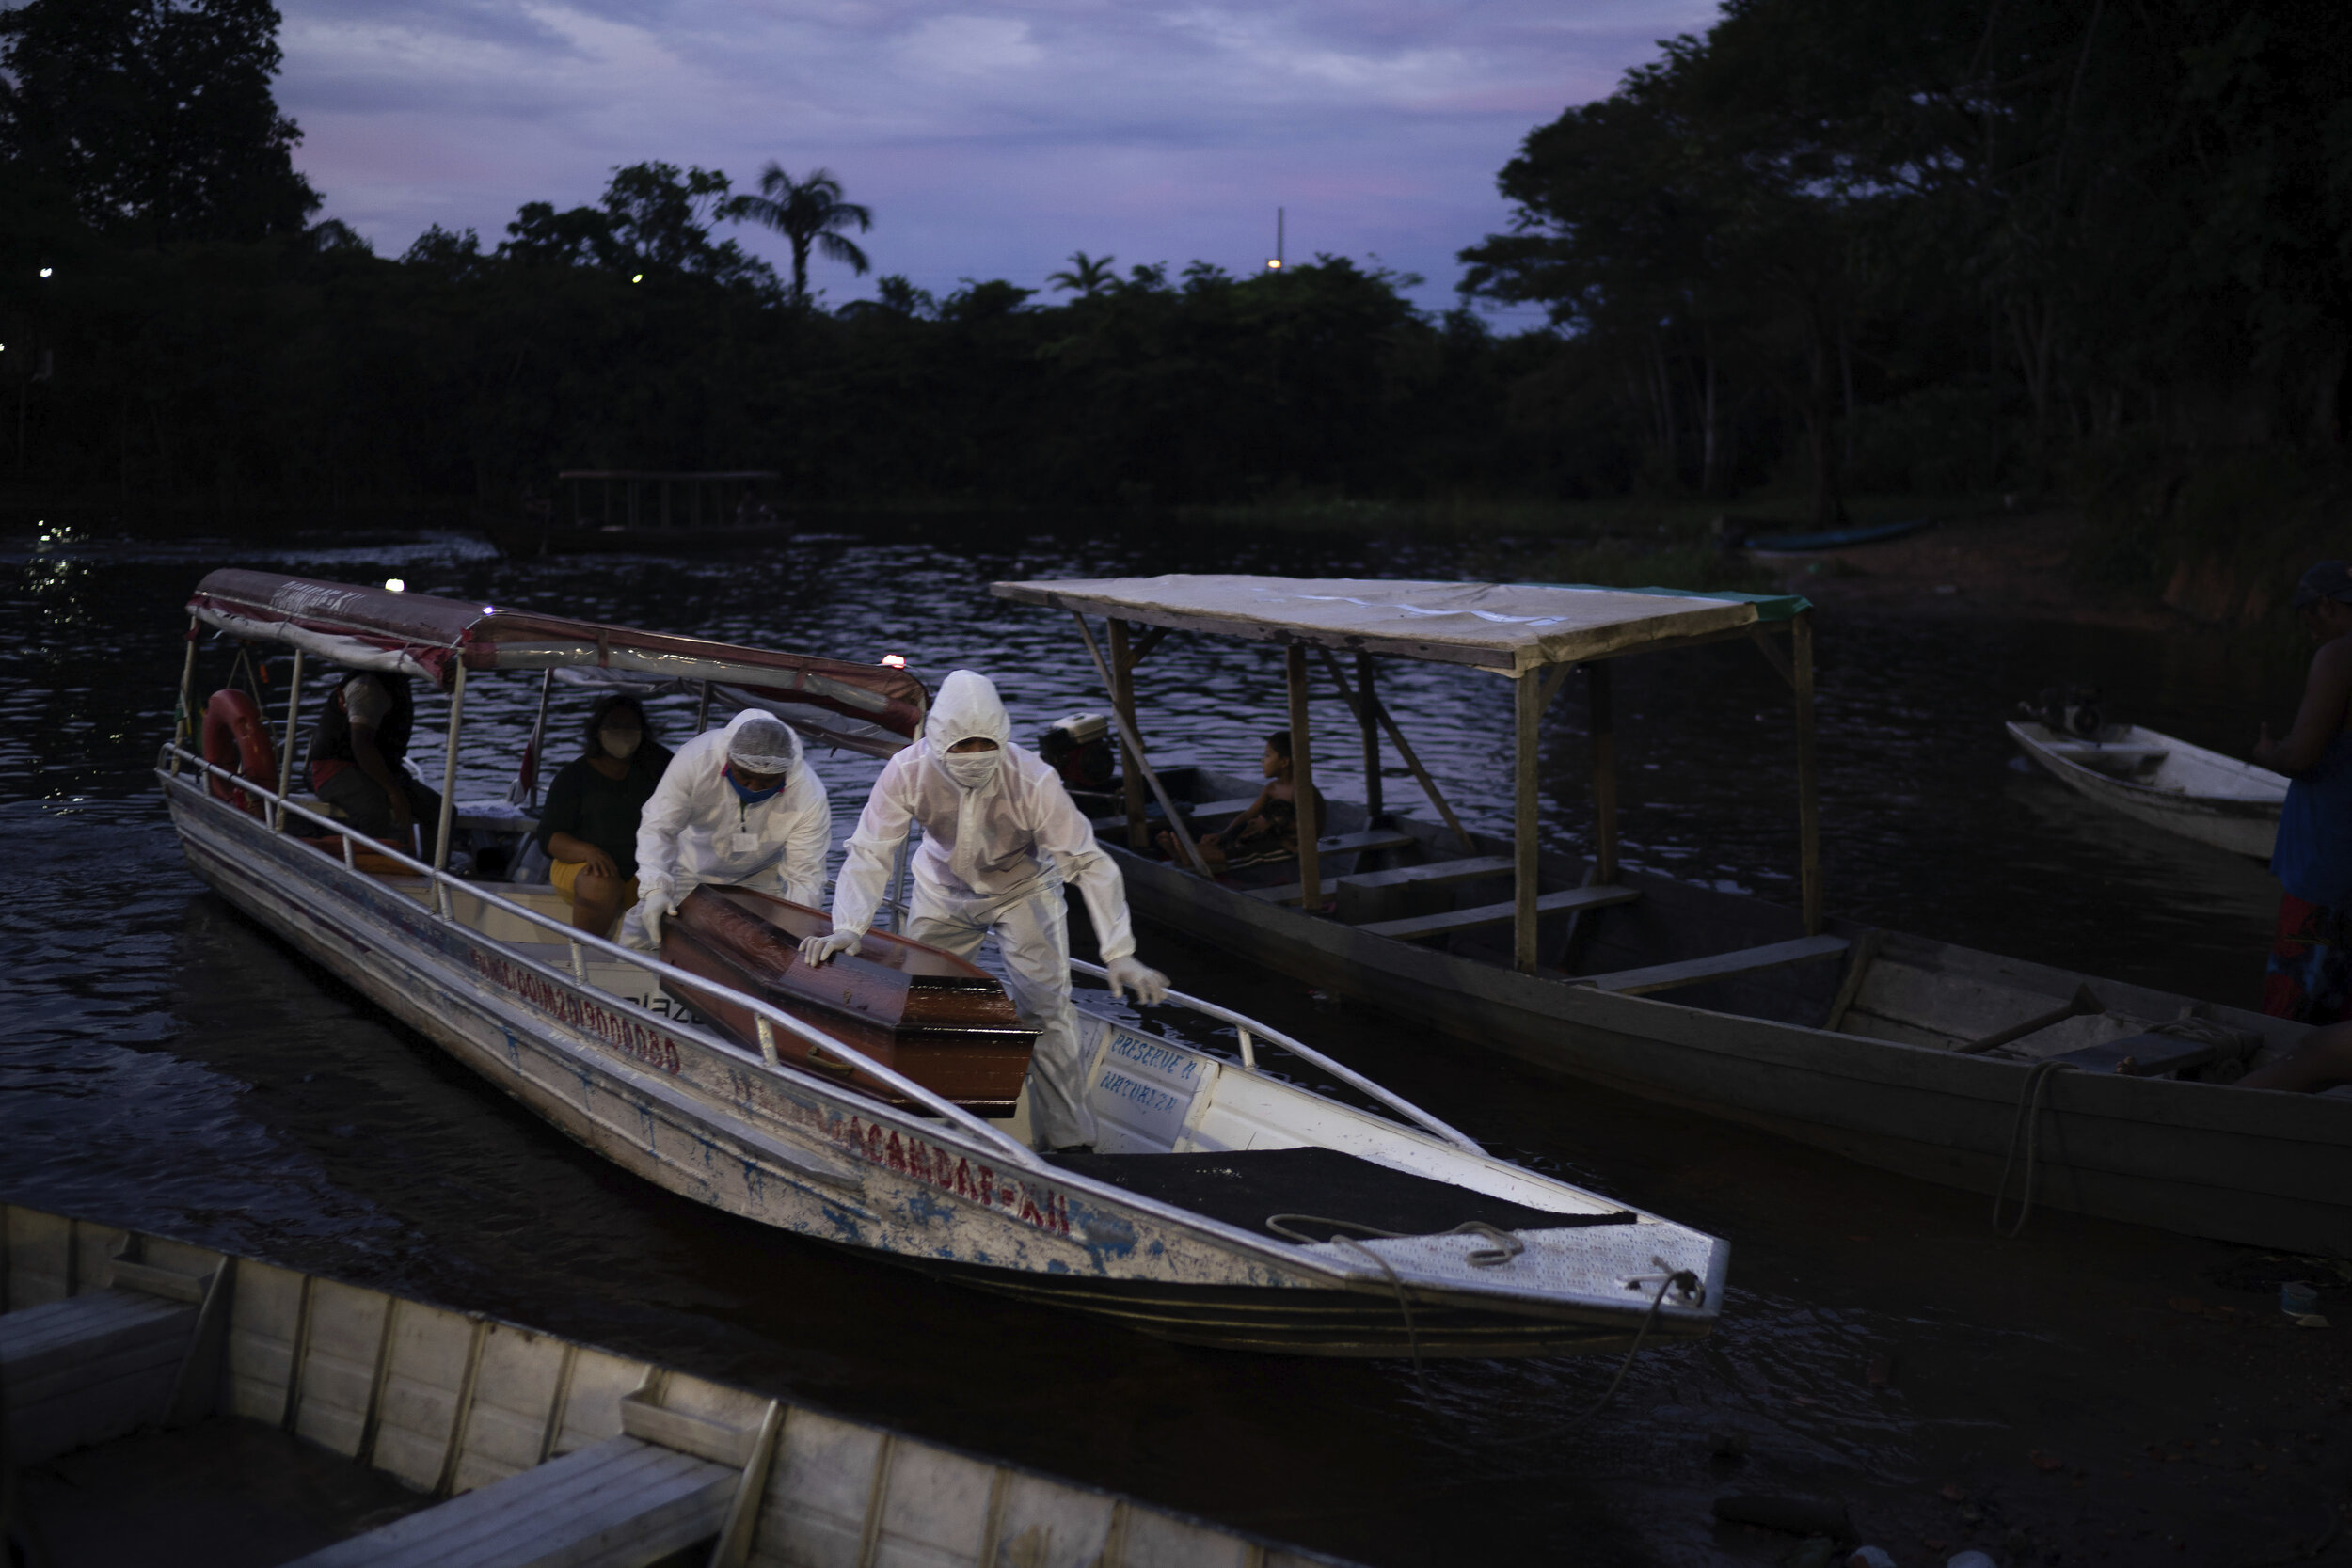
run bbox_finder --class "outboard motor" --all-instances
[2018,684,2105,740]
[1040,712,1118,790]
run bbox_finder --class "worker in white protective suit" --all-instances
[799,670,1168,1150]
[622,709,831,950]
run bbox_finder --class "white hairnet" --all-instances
[924,670,1012,752]
[724,709,802,773]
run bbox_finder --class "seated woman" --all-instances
[1160,729,1324,873]
[534,696,673,934]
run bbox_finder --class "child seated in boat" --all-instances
[2254,561,2352,1025]
[535,696,673,935]
[309,671,440,857]
[1159,730,1324,872]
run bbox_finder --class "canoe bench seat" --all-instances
[1089,797,1261,834]
[1,1280,202,1465]
[1359,884,1640,942]
[1241,830,1425,904]
[1576,934,1850,996]
[1333,856,1512,926]
[286,1434,739,1568]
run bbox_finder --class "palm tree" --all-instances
[1047,250,1117,297]
[728,164,873,307]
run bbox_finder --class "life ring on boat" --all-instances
[202,689,278,816]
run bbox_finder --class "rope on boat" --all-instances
[1992,1058,2077,1238]
[1265,1216,1526,1400]
[1493,1263,1702,1441]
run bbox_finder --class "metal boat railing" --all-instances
[1066,957,1483,1154]
[163,744,1049,1171]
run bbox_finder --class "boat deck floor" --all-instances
[1046,1147,1629,1241]
[14,1414,431,1568]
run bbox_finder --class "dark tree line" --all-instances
[1462,0,2352,527]
[2,0,2345,538]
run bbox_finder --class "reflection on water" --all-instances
[0,519,2312,1564]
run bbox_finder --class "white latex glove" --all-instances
[799,929,863,966]
[1105,956,1169,1006]
[640,891,672,945]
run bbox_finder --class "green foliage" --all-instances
[0,0,318,244]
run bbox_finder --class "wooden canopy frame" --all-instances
[991,576,1820,974]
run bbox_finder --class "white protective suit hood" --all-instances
[925,672,1012,761]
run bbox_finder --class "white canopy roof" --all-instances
[989,575,1805,673]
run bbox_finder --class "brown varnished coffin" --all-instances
[660,886,1037,1114]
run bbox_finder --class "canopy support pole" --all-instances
[884,832,912,933]
[1357,652,1382,819]
[1587,662,1618,883]
[275,649,304,832]
[1108,619,1148,850]
[1794,610,1821,934]
[1314,649,1472,855]
[172,617,199,773]
[694,679,713,735]
[1287,643,1319,910]
[1514,671,1542,974]
[1069,614,1206,874]
[433,663,466,875]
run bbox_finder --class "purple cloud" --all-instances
[278,0,1718,310]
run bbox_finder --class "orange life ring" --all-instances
[202,688,278,816]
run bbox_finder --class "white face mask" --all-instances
[941,749,1000,789]
[599,725,643,759]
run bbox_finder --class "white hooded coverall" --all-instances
[829,671,1135,1148]
[622,708,831,949]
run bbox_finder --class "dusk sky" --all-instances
[276,0,1718,315]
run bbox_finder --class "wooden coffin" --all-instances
[660,886,1037,1115]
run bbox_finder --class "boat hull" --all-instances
[2008,721,2283,860]
[161,774,1709,1356]
[1103,777,2352,1257]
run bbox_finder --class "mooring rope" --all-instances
[1992,1057,2077,1237]
[1266,1215,1527,1401]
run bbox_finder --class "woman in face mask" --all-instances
[534,696,674,934]
[800,669,1169,1152]
[622,707,832,951]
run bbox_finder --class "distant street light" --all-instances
[38,267,52,278]
[384,578,405,593]
[1265,259,1282,271]
[630,274,644,283]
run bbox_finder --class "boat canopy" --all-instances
[186,570,926,754]
[989,575,1810,674]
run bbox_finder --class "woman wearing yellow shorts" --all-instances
[535,696,672,934]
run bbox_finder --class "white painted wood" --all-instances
[0,1289,198,1464]
[1578,934,1849,995]
[751,1409,887,1568]
[287,1433,735,1568]
[452,1322,574,1495]
[987,1474,1118,1568]
[373,1301,482,1492]
[294,1277,395,1458]
[870,1439,996,1568]
[2008,721,2285,858]
[1356,883,1639,942]
[1120,1506,1258,1568]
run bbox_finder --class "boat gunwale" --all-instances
[2006,720,2287,816]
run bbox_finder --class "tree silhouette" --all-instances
[727,164,872,307]
[1047,251,1116,297]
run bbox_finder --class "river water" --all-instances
[4,516,2342,1566]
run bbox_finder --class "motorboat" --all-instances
[156,570,1725,1358]
[988,574,2352,1255]
[2007,719,2286,860]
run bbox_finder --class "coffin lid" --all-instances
[187,569,926,753]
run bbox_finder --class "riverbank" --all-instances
[1752,506,2185,632]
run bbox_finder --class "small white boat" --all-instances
[0,1201,1356,1566]
[2006,720,2287,860]
[158,570,1725,1360]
